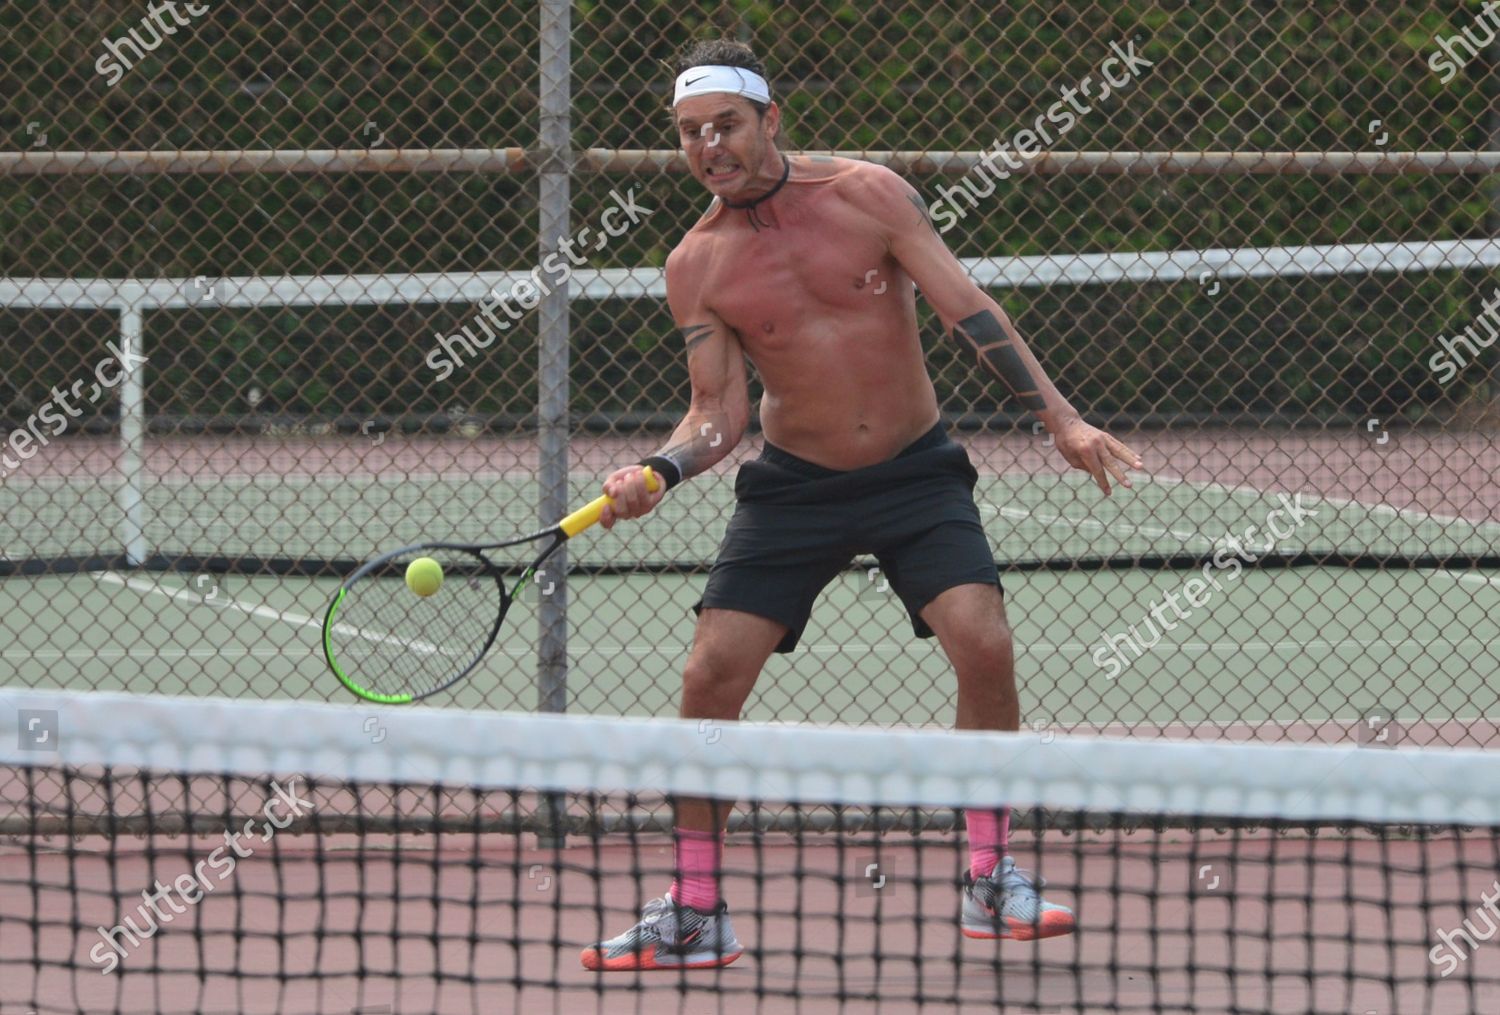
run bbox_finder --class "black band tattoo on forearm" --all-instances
[641,429,721,490]
[681,323,712,355]
[951,310,1048,412]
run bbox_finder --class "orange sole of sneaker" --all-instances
[580,948,744,972]
[962,914,1076,941]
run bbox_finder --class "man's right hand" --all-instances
[600,465,666,529]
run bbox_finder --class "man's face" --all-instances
[674,93,777,199]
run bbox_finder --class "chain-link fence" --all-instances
[2,1,1497,745]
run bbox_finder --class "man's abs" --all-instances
[756,361,941,471]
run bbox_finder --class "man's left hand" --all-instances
[1051,416,1143,495]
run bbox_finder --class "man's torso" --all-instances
[678,157,942,470]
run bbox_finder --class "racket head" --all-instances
[323,545,511,704]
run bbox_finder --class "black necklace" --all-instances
[722,155,790,231]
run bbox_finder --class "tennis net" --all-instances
[4,688,1500,1014]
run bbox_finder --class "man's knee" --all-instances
[954,621,1014,673]
[933,593,1014,667]
[683,644,742,694]
[681,649,756,719]
[681,612,782,715]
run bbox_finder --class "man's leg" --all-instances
[671,608,787,908]
[580,607,785,971]
[919,583,1018,878]
[918,582,1019,733]
[919,582,1074,940]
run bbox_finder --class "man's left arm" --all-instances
[872,170,1142,494]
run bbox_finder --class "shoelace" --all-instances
[995,863,1046,896]
[627,898,671,944]
[632,897,707,947]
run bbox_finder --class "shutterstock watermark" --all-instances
[1427,2,1500,84]
[1429,880,1500,977]
[1426,286,1500,385]
[927,38,1153,233]
[425,187,654,381]
[1092,493,1320,679]
[0,340,149,480]
[95,2,216,87]
[89,778,313,974]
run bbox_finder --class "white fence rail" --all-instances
[3,237,1496,565]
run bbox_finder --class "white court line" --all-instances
[15,634,1493,662]
[91,571,448,656]
[1434,569,1500,592]
[1,470,528,489]
[1040,712,1500,734]
[1146,470,1494,531]
[16,467,1490,534]
[984,502,1212,546]
[7,647,304,660]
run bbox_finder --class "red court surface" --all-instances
[5,828,1498,1014]
[22,429,1500,524]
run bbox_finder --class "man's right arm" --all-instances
[601,247,750,526]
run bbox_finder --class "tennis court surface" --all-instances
[4,689,1500,1015]
[4,429,1498,741]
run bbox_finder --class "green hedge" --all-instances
[0,1,1494,426]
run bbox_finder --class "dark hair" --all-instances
[672,38,770,116]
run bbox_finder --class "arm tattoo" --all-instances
[651,433,715,483]
[642,422,728,489]
[640,324,729,488]
[681,323,712,355]
[951,310,1048,412]
[907,192,939,236]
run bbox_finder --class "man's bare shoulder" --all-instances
[664,225,726,306]
[795,156,919,220]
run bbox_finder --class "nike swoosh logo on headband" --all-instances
[684,75,709,86]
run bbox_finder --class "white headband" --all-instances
[673,65,772,107]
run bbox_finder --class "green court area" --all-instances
[5,465,1499,741]
[4,554,1497,742]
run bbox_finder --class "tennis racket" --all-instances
[323,468,658,704]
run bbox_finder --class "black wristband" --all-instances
[638,456,681,491]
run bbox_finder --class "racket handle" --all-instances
[559,466,661,538]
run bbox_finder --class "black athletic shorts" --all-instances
[693,422,1001,653]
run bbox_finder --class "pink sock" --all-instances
[668,828,723,911]
[965,808,1010,879]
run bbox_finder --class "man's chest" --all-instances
[700,212,892,339]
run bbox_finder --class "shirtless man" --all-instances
[580,39,1142,972]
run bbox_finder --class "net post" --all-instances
[533,0,572,849]
[116,301,148,567]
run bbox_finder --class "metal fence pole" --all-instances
[1488,35,1500,416]
[116,303,148,567]
[535,0,573,847]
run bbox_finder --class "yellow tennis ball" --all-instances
[405,557,444,597]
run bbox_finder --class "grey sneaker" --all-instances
[580,894,744,971]
[961,856,1076,940]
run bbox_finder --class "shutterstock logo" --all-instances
[926,38,1153,233]
[0,339,148,480]
[90,778,313,974]
[424,187,654,382]
[95,2,216,88]
[1430,880,1500,977]
[1427,2,1500,84]
[1092,493,1319,680]
[1426,286,1500,385]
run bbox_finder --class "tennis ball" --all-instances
[405,556,444,597]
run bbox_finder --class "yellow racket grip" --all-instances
[559,466,660,538]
